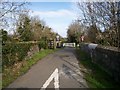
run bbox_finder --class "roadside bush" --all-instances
[38,38,48,49]
[2,42,33,67]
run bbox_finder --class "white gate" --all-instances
[63,43,75,47]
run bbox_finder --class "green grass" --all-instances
[76,48,119,88]
[2,49,59,88]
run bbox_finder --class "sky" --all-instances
[28,2,79,37]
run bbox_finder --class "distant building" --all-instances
[56,35,62,48]
[48,35,62,49]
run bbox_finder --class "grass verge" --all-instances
[76,48,119,88]
[2,49,59,88]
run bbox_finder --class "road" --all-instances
[8,47,88,89]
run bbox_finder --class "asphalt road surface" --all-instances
[8,47,88,89]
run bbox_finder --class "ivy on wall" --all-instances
[2,42,38,67]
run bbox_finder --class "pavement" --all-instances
[7,47,88,89]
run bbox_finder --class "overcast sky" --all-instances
[29,2,79,37]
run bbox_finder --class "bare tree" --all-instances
[30,16,44,41]
[67,20,84,43]
[0,0,29,30]
[77,1,120,48]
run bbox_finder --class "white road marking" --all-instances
[41,68,59,90]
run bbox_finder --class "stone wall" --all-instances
[80,43,120,82]
[26,45,40,60]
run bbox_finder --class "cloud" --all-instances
[30,9,77,37]
[31,9,76,18]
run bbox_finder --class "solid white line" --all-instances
[54,68,59,89]
[41,68,59,90]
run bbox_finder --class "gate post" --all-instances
[53,39,56,49]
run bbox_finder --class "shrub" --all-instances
[2,42,33,67]
[38,38,48,49]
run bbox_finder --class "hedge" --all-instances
[2,42,38,67]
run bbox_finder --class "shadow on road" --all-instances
[61,64,87,88]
